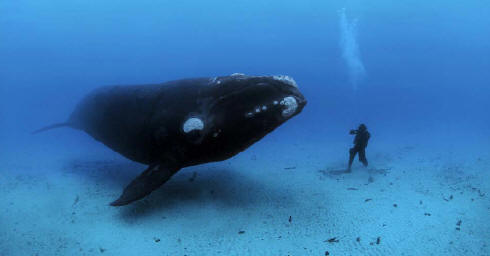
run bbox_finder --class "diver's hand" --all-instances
[349,129,357,135]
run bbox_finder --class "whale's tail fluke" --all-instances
[32,122,71,134]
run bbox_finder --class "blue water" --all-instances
[1,1,489,255]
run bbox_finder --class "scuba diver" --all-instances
[347,124,370,172]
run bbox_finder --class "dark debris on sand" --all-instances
[325,237,339,243]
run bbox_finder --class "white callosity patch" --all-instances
[273,75,298,88]
[280,96,298,118]
[210,73,246,86]
[183,117,204,133]
[244,95,299,118]
[230,73,247,80]
[209,77,222,85]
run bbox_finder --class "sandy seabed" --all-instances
[1,134,489,256]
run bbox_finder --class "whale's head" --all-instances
[182,73,306,160]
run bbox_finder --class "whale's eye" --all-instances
[183,117,204,133]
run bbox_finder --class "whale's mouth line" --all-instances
[244,95,298,118]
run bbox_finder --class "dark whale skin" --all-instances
[37,74,307,206]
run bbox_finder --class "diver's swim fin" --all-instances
[110,163,180,206]
[32,122,71,134]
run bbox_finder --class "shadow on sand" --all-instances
[63,159,295,220]
[63,159,144,188]
[318,166,391,180]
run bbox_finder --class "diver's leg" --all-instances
[359,148,368,167]
[347,148,357,172]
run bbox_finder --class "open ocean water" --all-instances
[1,1,489,255]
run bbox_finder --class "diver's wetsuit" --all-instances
[347,125,370,172]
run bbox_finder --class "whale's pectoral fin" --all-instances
[110,163,180,206]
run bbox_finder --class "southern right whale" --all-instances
[34,73,307,206]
